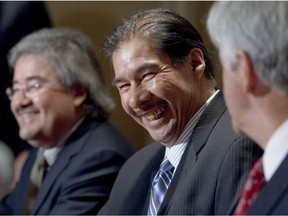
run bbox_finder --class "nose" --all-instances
[128,86,151,110]
[12,90,33,108]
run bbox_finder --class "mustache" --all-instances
[135,101,168,117]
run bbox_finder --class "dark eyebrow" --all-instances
[111,62,160,86]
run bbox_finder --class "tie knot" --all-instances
[31,150,48,188]
[148,158,174,216]
[249,158,264,182]
[160,159,174,173]
[37,150,46,163]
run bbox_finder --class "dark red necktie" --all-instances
[234,158,265,215]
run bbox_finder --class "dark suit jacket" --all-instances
[247,153,288,215]
[0,116,134,215]
[99,91,263,215]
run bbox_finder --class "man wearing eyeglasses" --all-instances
[0,28,133,215]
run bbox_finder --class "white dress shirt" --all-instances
[42,116,85,167]
[263,119,288,181]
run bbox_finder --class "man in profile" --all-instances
[207,1,288,215]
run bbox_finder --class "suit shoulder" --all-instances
[69,120,134,158]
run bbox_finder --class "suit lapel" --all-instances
[191,91,227,155]
[158,141,195,215]
[17,149,37,214]
[32,118,95,214]
[248,153,288,214]
[141,145,165,214]
[160,91,227,214]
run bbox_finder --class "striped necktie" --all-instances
[148,158,174,216]
[234,158,265,215]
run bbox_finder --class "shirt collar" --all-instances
[42,116,85,166]
[165,90,219,169]
[263,119,288,181]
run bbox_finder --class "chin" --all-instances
[26,139,43,148]
[20,131,38,144]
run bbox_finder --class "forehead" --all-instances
[112,39,168,75]
[113,38,156,61]
[13,54,58,81]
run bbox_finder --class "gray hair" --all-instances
[207,1,288,95]
[8,27,115,119]
[103,8,215,83]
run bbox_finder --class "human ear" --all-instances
[189,48,206,79]
[71,86,88,107]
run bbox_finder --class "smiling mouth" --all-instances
[145,106,166,121]
[18,109,39,123]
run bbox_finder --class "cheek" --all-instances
[222,68,232,90]
[151,76,173,97]
[223,72,239,113]
[34,93,60,109]
[223,76,232,105]
[10,101,17,115]
[223,76,230,97]
[120,94,131,114]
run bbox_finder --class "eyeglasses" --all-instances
[6,81,63,101]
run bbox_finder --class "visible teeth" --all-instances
[145,107,165,120]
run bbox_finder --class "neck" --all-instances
[245,90,288,149]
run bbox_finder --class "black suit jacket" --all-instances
[0,116,134,215]
[247,153,288,215]
[99,91,263,215]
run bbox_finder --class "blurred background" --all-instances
[1,1,220,155]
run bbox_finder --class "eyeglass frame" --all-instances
[6,79,65,101]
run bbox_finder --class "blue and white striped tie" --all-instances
[148,158,174,216]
